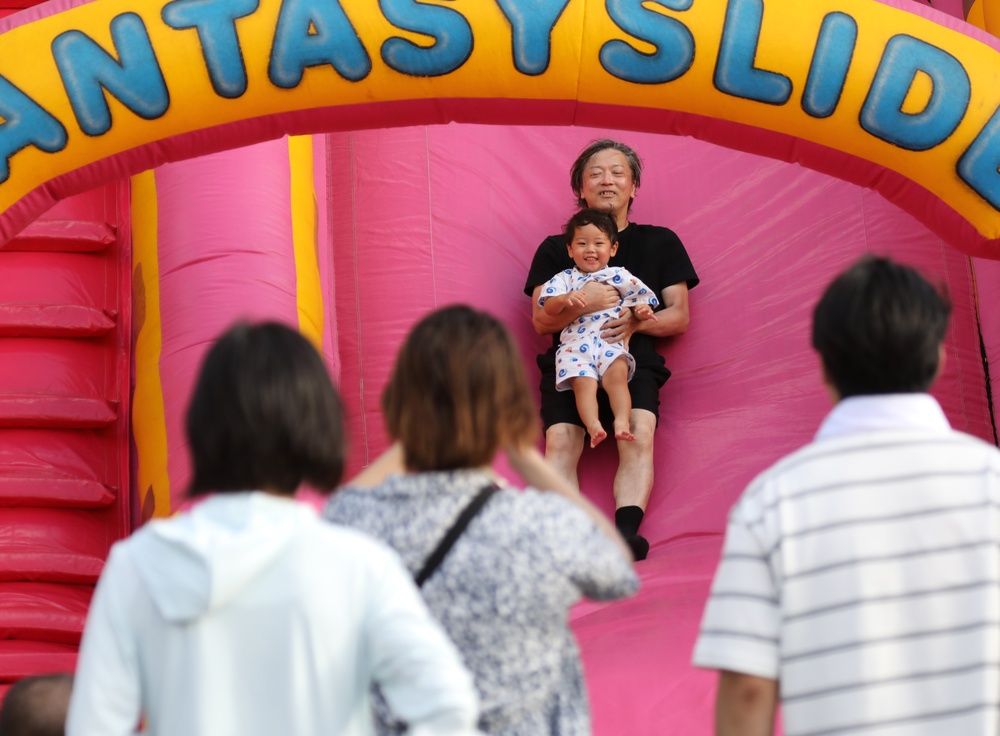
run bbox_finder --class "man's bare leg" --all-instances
[570,376,607,447]
[614,408,656,508]
[544,422,586,490]
[601,359,635,441]
[614,408,657,559]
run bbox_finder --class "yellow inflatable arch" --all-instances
[3,0,1000,257]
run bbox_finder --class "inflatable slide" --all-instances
[1,0,1000,732]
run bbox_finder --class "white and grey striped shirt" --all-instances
[693,394,1000,736]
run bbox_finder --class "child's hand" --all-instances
[566,291,587,309]
[633,304,655,320]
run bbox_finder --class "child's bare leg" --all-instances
[603,359,635,441]
[570,377,607,448]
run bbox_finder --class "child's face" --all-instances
[567,223,618,273]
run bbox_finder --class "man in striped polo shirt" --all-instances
[693,256,1000,735]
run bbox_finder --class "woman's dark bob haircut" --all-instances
[383,305,539,471]
[186,321,345,496]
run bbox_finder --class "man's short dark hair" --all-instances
[186,322,345,496]
[569,139,642,209]
[564,208,619,245]
[812,256,951,397]
[0,674,73,736]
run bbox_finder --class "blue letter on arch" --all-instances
[496,0,569,76]
[53,13,170,137]
[860,34,970,151]
[959,103,1000,213]
[269,0,371,87]
[380,0,474,77]
[163,0,260,99]
[0,75,68,184]
[601,0,694,85]
[715,0,791,105]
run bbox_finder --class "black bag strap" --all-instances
[415,483,497,588]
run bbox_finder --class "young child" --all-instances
[538,208,659,448]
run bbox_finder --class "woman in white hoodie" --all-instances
[67,322,480,736]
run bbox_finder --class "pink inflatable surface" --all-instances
[323,124,994,734]
[2,0,998,722]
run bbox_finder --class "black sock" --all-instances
[626,535,649,561]
[615,506,644,538]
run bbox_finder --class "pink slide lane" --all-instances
[152,141,303,500]
[328,125,993,735]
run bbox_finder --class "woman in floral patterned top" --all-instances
[324,305,639,736]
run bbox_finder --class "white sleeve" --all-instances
[365,547,480,735]
[613,268,660,309]
[537,270,573,306]
[691,502,781,679]
[66,545,143,736]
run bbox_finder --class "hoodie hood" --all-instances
[128,492,316,623]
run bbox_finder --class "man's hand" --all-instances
[600,309,637,345]
[579,281,620,311]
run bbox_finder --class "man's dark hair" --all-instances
[569,139,642,209]
[564,207,619,245]
[0,674,73,736]
[187,322,345,496]
[812,256,951,397]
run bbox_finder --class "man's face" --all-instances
[581,148,637,218]
[567,223,618,273]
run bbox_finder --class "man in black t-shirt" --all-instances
[524,140,699,560]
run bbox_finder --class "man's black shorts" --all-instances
[538,364,665,431]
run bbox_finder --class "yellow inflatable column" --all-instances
[288,135,324,350]
[130,170,172,520]
[966,0,1000,33]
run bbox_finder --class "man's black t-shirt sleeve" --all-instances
[620,225,699,297]
[656,228,699,292]
[524,235,572,297]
